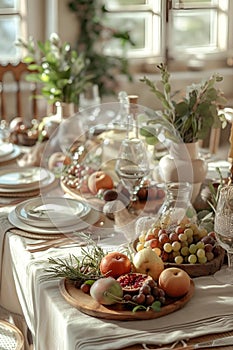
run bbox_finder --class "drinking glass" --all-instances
[214,184,233,284]
[79,84,101,110]
[115,138,150,209]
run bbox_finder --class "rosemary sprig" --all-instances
[44,232,106,282]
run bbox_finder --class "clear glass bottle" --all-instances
[109,91,131,130]
[158,182,197,226]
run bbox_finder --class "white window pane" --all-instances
[103,12,160,57]
[170,9,218,51]
[0,0,18,10]
[0,16,20,59]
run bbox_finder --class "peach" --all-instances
[87,170,114,195]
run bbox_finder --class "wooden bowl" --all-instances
[164,247,225,278]
[133,240,225,278]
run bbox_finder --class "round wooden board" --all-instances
[59,278,195,321]
[61,180,164,214]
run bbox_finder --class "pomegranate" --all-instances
[117,273,153,293]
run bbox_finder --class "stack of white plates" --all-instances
[0,167,55,195]
[0,142,21,163]
[8,196,100,234]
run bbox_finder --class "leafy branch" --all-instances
[140,64,227,143]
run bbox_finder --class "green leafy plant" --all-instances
[16,33,92,105]
[140,63,227,143]
[68,0,135,96]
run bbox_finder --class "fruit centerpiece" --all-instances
[59,140,165,214]
[45,234,195,320]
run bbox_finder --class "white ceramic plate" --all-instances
[0,145,21,163]
[8,207,100,234]
[15,197,91,228]
[0,167,49,189]
[0,169,55,193]
[0,142,14,158]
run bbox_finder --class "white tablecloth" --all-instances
[1,224,233,350]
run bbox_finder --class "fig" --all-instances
[90,277,123,305]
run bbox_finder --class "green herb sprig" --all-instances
[45,233,105,282]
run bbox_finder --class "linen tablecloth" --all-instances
[3,230,233,350]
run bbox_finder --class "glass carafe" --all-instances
[158,182,197,226]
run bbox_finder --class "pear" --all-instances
[133,248,164,281]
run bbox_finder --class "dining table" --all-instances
[0,140,233,350]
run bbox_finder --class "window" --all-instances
[104,0,233,70]
[0,0,27,63]
[104,0,164,61]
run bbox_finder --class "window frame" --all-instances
[0,0,27,63]
[104,0,233,72]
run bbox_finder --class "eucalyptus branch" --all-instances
[140,64,227,144]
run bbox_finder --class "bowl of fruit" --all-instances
[134,215,225,278]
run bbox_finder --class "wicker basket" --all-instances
[0,320,24,350]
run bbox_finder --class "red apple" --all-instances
[158,267,190,298]
[100,252,131,278]
[87,170,114,195]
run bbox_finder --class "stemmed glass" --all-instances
[115,138,150,210]
[214,184,233,284]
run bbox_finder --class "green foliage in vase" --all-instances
[68,0,135,96]
[140,64,228,143]
[16,33,92,105]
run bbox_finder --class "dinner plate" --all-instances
[8,206,100,234]
[0,169,55,193]
[0,144,21,163]
[15,197,91,228]
[0,167,49,189]
[0,142,14,158]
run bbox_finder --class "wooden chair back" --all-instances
[0,62,39,123]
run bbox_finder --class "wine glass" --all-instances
[214,184,233,284]
[58,115,86,156]
[115,138,150,211]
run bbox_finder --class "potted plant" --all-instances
[140,63,228,202]
[68,0,135,97]
[140,63,227,144]
[16,33,92,110]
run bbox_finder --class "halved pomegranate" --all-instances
[117,273,153,293]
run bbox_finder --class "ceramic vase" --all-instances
[158,142,208,203]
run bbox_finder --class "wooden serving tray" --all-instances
[59,278,195,321]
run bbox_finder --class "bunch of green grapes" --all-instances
[136,218,219,265]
